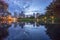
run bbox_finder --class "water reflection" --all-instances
[0,21,60,40]
[45,24,60,40]
[18,22,25,28]
[0,22,11,40]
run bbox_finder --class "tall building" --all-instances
[33,12,40,18]
[33,13,36,18]
[19,11,25,18]
[36,13,40,18]
[14,12,18,18]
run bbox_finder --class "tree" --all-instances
[45,0,60,23]
[46,0,60,18]
[0,1,9,17]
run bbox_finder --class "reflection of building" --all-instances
[19,22,25,28]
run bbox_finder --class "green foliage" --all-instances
[29,16,35,19]
[45,0,60,23]
[18,18,35,22]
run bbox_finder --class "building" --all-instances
[36,13,40,18]
[19,11,25,18]
[33,13,35,18]
[33,12,40,18]
[14,12,18,18]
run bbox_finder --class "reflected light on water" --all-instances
[8,21,12,24]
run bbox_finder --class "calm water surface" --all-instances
[0,22,60,40]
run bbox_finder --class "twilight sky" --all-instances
[4,0,52,15]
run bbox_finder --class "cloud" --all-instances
[4,0,52,15]
[4,0,32,15]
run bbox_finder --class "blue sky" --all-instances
[4,0,52,15]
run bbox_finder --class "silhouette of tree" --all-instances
[0,0,11,17]
[46,0,60,23]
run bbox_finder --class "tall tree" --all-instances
[45,0,60,23]
[46,0,60,18]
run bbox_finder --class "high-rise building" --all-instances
[36,13,40,18]
[19,11,25,18]
[14,12,18,18]
[33,13,36,18]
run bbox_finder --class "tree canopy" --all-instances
[46,0,60,18]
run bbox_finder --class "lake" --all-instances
[0,22,60,40]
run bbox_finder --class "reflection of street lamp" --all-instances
[50,16,54,24]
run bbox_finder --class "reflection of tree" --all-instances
[0,22,11,40]
[31,22,40,27]
[45,24,60,40]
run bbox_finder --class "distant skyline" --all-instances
[4,0,53,15]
